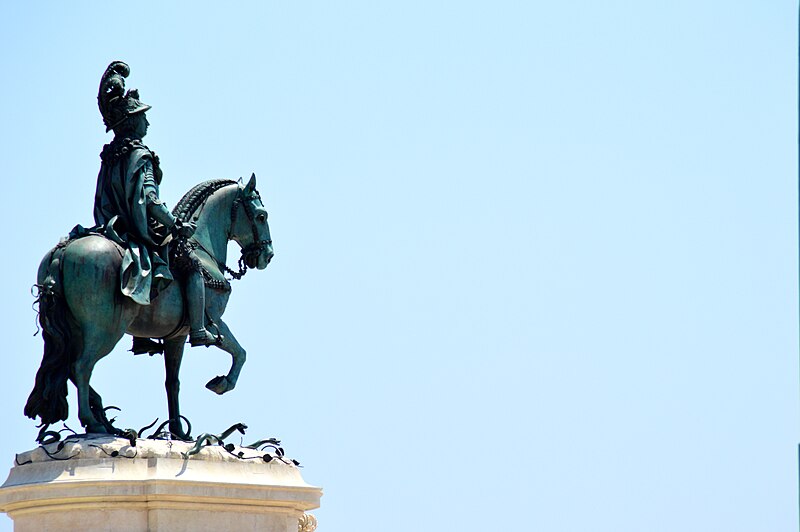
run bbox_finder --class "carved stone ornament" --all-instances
[299,513,318,532]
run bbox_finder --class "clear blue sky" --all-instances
[0,2,796,530]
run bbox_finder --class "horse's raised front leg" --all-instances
[164,335,191,440]
[204,319,246,395]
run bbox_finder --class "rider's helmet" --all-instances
[97,61,151,132]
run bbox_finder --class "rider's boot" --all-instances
[187,270,221,347]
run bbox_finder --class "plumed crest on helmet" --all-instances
[97,61,151,132]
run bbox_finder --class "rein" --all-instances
[226,188,271,280]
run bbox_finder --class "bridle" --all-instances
[224,187,271,280]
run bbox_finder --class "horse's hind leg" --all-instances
[60,235,131,433]
[73,331,124,433]
[69,372,117,433]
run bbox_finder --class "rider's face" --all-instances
[134,113,149,138]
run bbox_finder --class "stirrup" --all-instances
[189,328,222,347]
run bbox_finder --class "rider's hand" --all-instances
[174,219,196,238]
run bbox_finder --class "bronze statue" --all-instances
[24,61,274,440]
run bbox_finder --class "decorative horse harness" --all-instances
[172,186,271,292]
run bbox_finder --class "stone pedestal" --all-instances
[0,436,321,531]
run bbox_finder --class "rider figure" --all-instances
[94,61,220,347]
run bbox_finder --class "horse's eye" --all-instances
[257,213,267,223]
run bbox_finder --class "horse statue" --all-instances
[24,174,273,441]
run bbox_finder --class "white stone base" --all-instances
[0,436,321,531]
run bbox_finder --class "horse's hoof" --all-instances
[206,375,229,395]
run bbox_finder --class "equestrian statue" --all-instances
[24,61,273,441]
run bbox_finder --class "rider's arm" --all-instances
[142,159,177,229]
[142,159,195,238]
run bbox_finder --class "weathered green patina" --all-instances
[24,62,273,440]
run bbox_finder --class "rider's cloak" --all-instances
[93,137,173,305]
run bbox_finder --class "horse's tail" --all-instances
[24,246,73,425]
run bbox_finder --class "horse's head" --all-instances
[230,174,273,270]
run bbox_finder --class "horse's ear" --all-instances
[245,173,257,194]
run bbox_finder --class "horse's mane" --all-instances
[172,179,237,220]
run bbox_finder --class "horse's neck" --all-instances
[193,186,235,266]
